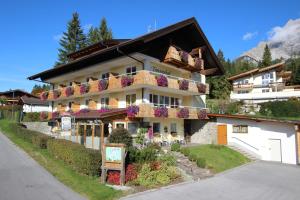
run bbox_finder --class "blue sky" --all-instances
[0,0,299,92]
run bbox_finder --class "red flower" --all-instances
[178,79,189,90]
[155,75,168,87]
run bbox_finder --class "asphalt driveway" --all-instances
[122,161,300,200]
[0,132,86,200]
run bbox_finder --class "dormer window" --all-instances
[126,66,136,76]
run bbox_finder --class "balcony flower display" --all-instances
[51,111,60,119]
[74,108,90,116]
[98,108,110,113]
[40,91,48,101]
[155,74,168,87]
[178,79,189,90]
[198,109,208,119]
[80,83,90,95]
[177,107,189,118]
[65,87,74,97]
[154,107,168,118]
[127,105,139,118]
[197,83,206,93]
[98,79,108,91]
[180,51,189,63]
[194,58,203,69]
[53,90,61,99]
[40,112,48,121]
[121,76,134,88]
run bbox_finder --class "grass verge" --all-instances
[182,144,250,173]
[0,120,121,200]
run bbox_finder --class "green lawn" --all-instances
[0,120,121,200]
[183,144,250,173]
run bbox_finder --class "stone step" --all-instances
[228,145,258,160]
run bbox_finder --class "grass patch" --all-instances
[0,120,121,200]
[182,144,250,173]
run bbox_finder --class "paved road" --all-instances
[122,161,300,200]
[0,132,86,200]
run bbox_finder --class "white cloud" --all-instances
[53,34,63,41]
[242,31,258,40]
[267,18,300,43]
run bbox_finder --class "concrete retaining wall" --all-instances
[190,119,217,144]
[22,122,52,135]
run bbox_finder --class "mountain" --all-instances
[241,18,300,61]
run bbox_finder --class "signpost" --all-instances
[61,116,72,131]
[101,143,126,185]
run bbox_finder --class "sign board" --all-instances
[61,116,72,131]
[105,146,122,163]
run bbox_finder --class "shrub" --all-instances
[121,76,134,87]
[127,105,139,118]
[135,146,158,163]
[108,128,133,147]
[98,79,108,91]
[177,107,189,118]
[178,79,189,90]
[23,112,40,122]
[188,154,198,162]
[125,164,138,182]
[106,164,138,185]
[154,107,168,118]
[196,157,206,168]
[158,154,176,166]
[180,148,190,157]
[225,101,242,114]
[259,99,300,118]
[171,142,181,152]
[32,134,52,149]
[107,170,120,185]
[155,75,168,87]
[47,139,101,176]
[80,83,89,94]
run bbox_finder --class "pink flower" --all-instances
[40,91,48,101]
[127,105,139,118]
[121,76,134,87]
[53,90,61,99]
[80,83,89,95]
[154,107,168,118]
[98,79,108,91]
[180,51,189,63]
[178,79,189,90]
[177,107,189,118]
[197,83,206,93]
[155,75,168,87]
[65,87,74,97]
[198,109,208,119]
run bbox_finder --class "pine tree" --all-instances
[99,17,113,41]
[56,12,86,66]
[217,49,225,65]
[261,44,272,67]
[87,26,101,45]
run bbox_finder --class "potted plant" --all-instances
[180,51,189,63]
[198,109,208,119]
[98,79,108,91]
[121,76,134,87]
[178,79,189,90]
[40,91,48,101]
[155,74,168,87]
[154,107,168,118]
[127,105,139,118]
[80,83,90,95]
[177,107,189,118]
[53,90,61,99]
[65,87,74,97]
[197,83,206,93]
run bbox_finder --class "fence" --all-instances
[0,105,22,122]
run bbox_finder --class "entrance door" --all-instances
[269,139,282,162]
[217,125,227,145]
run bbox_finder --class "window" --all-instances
[101,73,110,80]
[150,94,159,106]
[128,122,139,134]
[153,123,160,133]
[116,122,125,129]
[170,97,179,108]
[150,94,176,107]
[100,97,109,108]
[262,72,274,85]
[170,123,177,133]
[237,90,249,94]
[262,89,269,93]
[232,125,248,133]
[126,94,136,106]
[126,66,137,76]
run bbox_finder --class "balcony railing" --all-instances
[42,70,209,101]
[233,83,253,90]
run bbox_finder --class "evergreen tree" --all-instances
[56,12,86,66]
[87,26,101,45]
[217,49,225,64]
[261,44,272,67]
[99,17,113,41]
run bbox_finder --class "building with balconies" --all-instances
[28,18,224,147]
[228,62,300,104]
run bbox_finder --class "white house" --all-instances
[209,114,300,165]
[228,62,300,104]
[20,96,49,113]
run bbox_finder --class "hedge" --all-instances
[259,99,300,118]
[47,139,101,176]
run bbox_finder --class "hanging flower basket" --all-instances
[197,83,206,93]
[154,107,168,118]
[65,87,74,97]
[180,51,189,63]
[178,79,189,90]
[40,91,49,101]
[98,108,110,113]
[51,111,60,119]
[198,109,208,119]
[194,58,203,69]
[121,76,134,87]
[53,90,61,99]
[177,107,189,118]
[80,83,90,95]
[155,75,168,87]
[98,79,108,91]
[127,105,139,118]
[40,112,48,121]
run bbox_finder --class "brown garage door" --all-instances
[217,124,227,145]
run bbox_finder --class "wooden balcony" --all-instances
[233,83,253,90]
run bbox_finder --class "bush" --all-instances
[158,154,176,166]
[47,139,101,176]
[32,134,52,149]
[127,145,158,164]
[171,142,181,152]
[23,112,40,122]
[180,147,190,157]
[196,157,206,168]
[259,99,300,118]
[108,128,133,147]
[225,101,242,114]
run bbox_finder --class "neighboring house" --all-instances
[228,62,300,104]
[210,114,300,165]
[28,17,224,146]
[0,89,36,105]
[20,96,49,113]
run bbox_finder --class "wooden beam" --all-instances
[200,68,218,75]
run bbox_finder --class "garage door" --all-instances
[217,125,227,145]
[269,139,282,162]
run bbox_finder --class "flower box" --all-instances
[98,79,108,91]
[178,79,189,90]
[155,75,168,87]
[127,105,139,118]
[180,51,189,63]
[65,87,74,97]
[51,111,60,119]
[198,109,208,119]
[177,107,189,118]
[194,58,204,69]
[197,83,206,93]
[154,107,168,118]
[53,90,61,99]
[40,91,49,101]
[121,76,134,88]
[75,108,90,116]
[80,83,90,95]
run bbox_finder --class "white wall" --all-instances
[23,104,49,113]
[217,117,297,164]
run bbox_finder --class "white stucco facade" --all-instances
[216,117,298,165]
[23,104,49,113]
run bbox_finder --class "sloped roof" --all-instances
[0,89,37,99]
[28,17,224,81]
[20,96,48,106]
